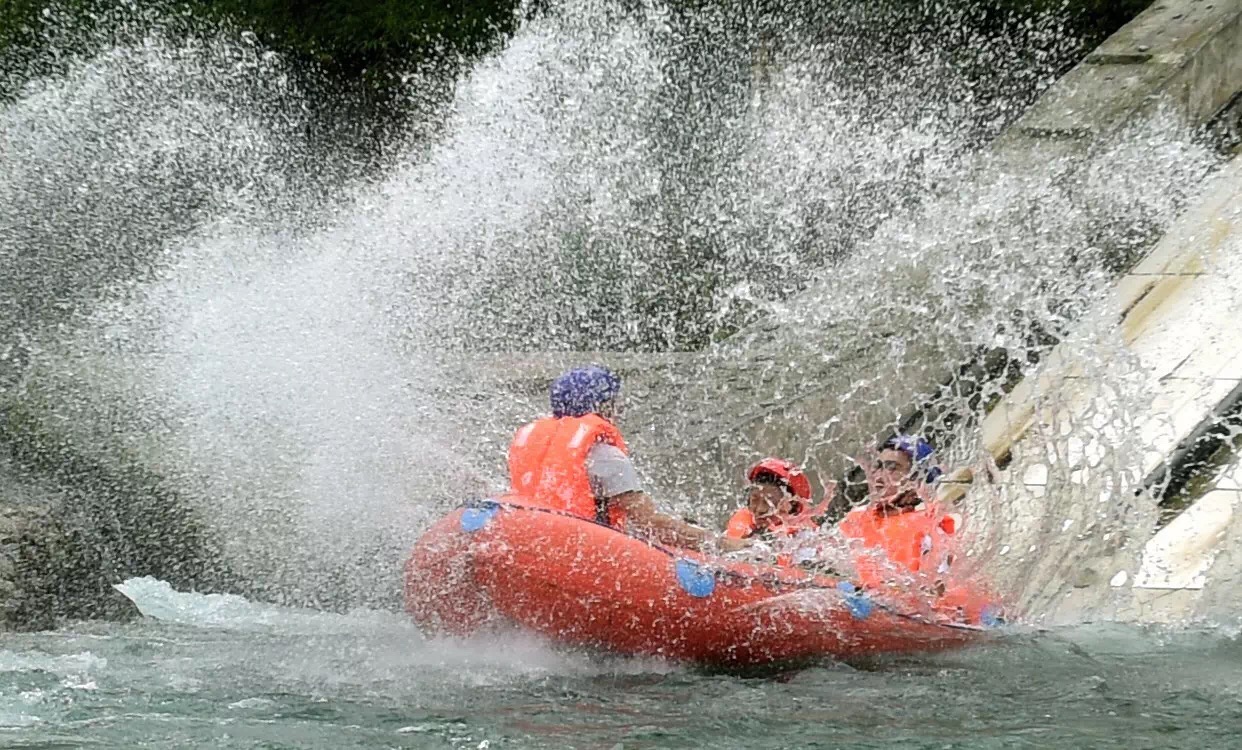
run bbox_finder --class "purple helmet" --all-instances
[550,365,621,418]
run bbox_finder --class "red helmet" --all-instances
[746,458,812,500]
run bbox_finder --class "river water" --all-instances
[0,578,1237,749]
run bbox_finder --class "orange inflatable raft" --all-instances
[404,500,1002,668]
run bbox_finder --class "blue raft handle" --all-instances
[460,500,500,532]
[836,581,874,620]
[675,559,716,598]
[980,604,1005,628]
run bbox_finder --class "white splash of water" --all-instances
[3,0,1223,622]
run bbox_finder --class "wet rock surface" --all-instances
[0,502,141,631]
[0,411,225,631]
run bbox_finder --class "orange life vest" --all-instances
[725,503,825,567]
[837,502,957,588]
[724,505,820,540]
[507,414,630,527]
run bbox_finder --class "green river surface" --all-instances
[0,578,1239,749]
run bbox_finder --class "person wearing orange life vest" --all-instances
[836,434,959,589]
[725,458,823,541]
[507,365,750,552]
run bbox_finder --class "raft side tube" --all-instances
[404,503,989,665]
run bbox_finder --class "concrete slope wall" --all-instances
[947,151,1242,622]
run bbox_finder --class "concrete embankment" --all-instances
[955,149,1242,623]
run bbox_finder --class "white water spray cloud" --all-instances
[3,0,1224,619]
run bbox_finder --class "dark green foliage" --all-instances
[195,0,532,78]
[992,0,1152,40]
[3,1,1153,89]
[1,0,531,83]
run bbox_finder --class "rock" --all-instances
[0,397,231,631]
[1072,567,1100,589]
[0,497,142,630]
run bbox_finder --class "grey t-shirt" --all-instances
[585,443,642,500]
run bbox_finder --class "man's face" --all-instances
[746,483,791,519]
[869,448,916,507]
